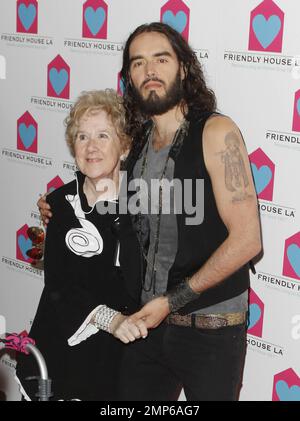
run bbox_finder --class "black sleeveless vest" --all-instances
[125,113,250,314]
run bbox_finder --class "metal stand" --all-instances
[25,343,53,401]
[0,333,53,401]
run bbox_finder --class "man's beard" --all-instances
[132,71,184,116]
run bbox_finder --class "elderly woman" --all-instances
[16,90,146,401]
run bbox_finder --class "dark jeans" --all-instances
[119,321,247,401]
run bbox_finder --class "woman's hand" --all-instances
[37,194,52,225]
[109,313,148,344]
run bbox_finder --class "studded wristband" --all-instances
[165,278,201,313]
[93,305,120,333]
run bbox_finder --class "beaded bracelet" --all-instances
[93,305,120,333]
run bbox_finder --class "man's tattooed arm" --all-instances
[219,131,254,203]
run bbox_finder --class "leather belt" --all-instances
[166,312,246,329]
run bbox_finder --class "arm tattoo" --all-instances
[219,131,253,203]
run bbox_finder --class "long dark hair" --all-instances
[121,22,217,140]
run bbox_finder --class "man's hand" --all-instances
[110,313,148,344]
[37,194,52,225]
[129,296,171,329]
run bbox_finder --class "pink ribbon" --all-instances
[1,331,35,355]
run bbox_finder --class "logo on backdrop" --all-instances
[29,176,64,224]
[64,0,122,55]
[1,111,52,168]
[16,224,33,264]
[273,368,300,401]
[283,232,300,281]
[82,0,108,40]
[47,176,64,194]
[247,288,284,356]
[47,55,70,100]
[1,0,52,47]
[292,90,300,133]
[62,160,78,175]
[249,148,275,201]
[223,0,294,72]
[1,225,43,277]
[16,0,38,34]
[17,111,38,153]
[256,232,300,296]
[247,288,264,338]
[117,72,125,96]
[266,92,300,149]
[160,0,209,62]
[30,56,73,112]
[29,176,64,221]
[249,148,296,220]
[160,0,190,41]
[265,92,300,158]
[248,0,284,53]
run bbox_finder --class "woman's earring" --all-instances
[120,149,129,161]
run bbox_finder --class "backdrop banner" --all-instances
[0,0,299,401]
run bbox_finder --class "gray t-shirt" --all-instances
[133,138,248,314]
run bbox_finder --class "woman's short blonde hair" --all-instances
[65,89,131,157]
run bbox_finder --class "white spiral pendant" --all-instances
[65,193,104,258]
